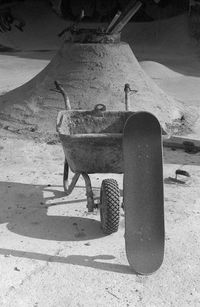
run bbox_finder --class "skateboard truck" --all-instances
[124,83,138,111]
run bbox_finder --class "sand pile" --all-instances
[0,40,184,139]
[0,2,198,140]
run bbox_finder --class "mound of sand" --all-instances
[0,41,184,139]
[140,61,182,79]
[0,2,199,140]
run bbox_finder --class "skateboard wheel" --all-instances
[100,179,120,234]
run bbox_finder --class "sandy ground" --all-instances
[0,135,200,306]
[0,3,200,306]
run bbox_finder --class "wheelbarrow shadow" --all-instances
[0,181,105,241]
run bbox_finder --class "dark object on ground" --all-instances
[183,141,199,154]
[165,169,190,185]
[164,138,200,154]
[175,169,190,178]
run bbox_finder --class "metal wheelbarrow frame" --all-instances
[56,103,134,234]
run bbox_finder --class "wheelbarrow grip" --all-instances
[56,112,63,133]
[54,80,71,110]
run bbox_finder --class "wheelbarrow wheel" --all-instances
[100,178,120,234]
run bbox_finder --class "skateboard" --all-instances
[123,112,165,275]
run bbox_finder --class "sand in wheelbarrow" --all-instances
[0,40,192,141]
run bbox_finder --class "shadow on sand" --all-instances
[0,181,104,241]
[163,147,200,166]
[0,181,136,274]
[0,249,135,275]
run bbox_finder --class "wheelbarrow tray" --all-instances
[57,109,133,173]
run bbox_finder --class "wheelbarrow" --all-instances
[55,81,165,274]
[57,102,133,234]
[54,80,136,235]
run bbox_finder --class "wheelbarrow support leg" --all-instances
[82,173,94,212]
[63,160,94,212]
[63,159,80,195]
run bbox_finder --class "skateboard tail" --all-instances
[125,233,165,275]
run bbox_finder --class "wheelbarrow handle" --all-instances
[54,80,71,110]
[56,112,63,133]
[124,83,137,111]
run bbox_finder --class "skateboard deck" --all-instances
[123,112,165,275]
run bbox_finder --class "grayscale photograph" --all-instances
[0,0,199,306]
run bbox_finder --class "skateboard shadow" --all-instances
[0,248,135,275]
[0,181,104,241]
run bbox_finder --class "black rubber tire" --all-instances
[100,178,120,234]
